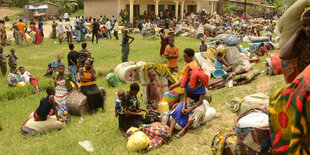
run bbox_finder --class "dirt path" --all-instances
[0,8,21,19]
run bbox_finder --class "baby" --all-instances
[115,89,125,117]
[44,63,54,77]
[147,70,160,111]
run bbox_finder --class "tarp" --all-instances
[28,5,48,11]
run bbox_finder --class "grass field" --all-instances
[0,33,285,154]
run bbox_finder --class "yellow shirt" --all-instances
[180,60,198,79]
[79,67,95,86]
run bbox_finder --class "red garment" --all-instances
[180,66,209,89]
[29,76,38,86]
[160,35,170,56]
[32,26,42,44]
[260,46,266,56]
[33,109,54,121]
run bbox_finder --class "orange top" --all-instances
[79,67,95,86]
[164,45,179,68]
[15,22,26,34]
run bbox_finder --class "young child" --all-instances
[0,47,7,76]
[164,37,179,73]
[115,89,125,117]
[31,87,63,122]
[44,63,54,76]
[258,42,266,56]
[52,20,57,40]
[7,48,18,73]
[147,70,160,111]
[200,39,208,52]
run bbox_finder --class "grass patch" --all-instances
[0,34,285,154]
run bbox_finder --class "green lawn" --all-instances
[0,34,285,154]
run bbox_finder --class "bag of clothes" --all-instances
[65,90,89,116]
[142,122,170,150]
[126,128,150,151]
[211,128,240,155]
[106,73,120,87]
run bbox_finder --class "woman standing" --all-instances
[79,59,104,114]
[168,67,209,138]
[29,25,43,45]
[159,29,170,56]
[121,30,134,62]
[75,22,81,42]
[0,20,7,46]
[53,65,79,106]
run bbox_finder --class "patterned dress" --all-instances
[54,79,70,106]
[0,23,7,46]
[269,76,310,154]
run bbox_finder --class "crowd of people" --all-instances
[4,6,310,154]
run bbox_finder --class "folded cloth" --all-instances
[181,66,209,89]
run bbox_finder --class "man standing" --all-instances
[38,19,44,40]
[65,19,72,44]
[105,18,112,39]
[92,18,99,44]
[113,20,119,40]
[67,43,80,82]
[58,19,64,44]
[111,16,116,28]
[14,19,29,47]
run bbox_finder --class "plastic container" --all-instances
[161,112,170,125]
[213,69,226,78]
[17,81,26,87]
[157,102,169,115]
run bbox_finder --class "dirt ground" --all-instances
[0,8,21,19]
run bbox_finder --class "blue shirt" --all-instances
[51,60,65,71]
[115,97,121,108]
[38,22,43,30]
[214,56,223,70]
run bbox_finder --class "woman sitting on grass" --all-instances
[118,83,149,132]
[79,59,105,114]
[13,66,40,93]
[53,64,79,106]
[168,67,209,138]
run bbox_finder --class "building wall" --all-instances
[84,0,118,19]
[118,0,218,16]
[24,2,60,19]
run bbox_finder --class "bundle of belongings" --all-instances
[227,63,261,86]
[126,122,170,151]
[211,93,271,154]
[21,116,65,137]
[65,88,107,116]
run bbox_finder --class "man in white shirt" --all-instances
[142,22,147,39]
[58,19,64,44]
[65,19,72,43]
[146,21,151,37]
[105,19,112,39]
[113,20,119,40]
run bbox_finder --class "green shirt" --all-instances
[53,72,75,91]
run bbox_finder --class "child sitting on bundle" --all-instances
[115,89,125,117]
[147,70,160,111]
[30,87,63,122]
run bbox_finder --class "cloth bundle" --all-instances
[180,66,209,89]
[228,63,260,86]
[201,45,228,62]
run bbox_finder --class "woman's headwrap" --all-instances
[180,66,209,89]
[300,7,310,22]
